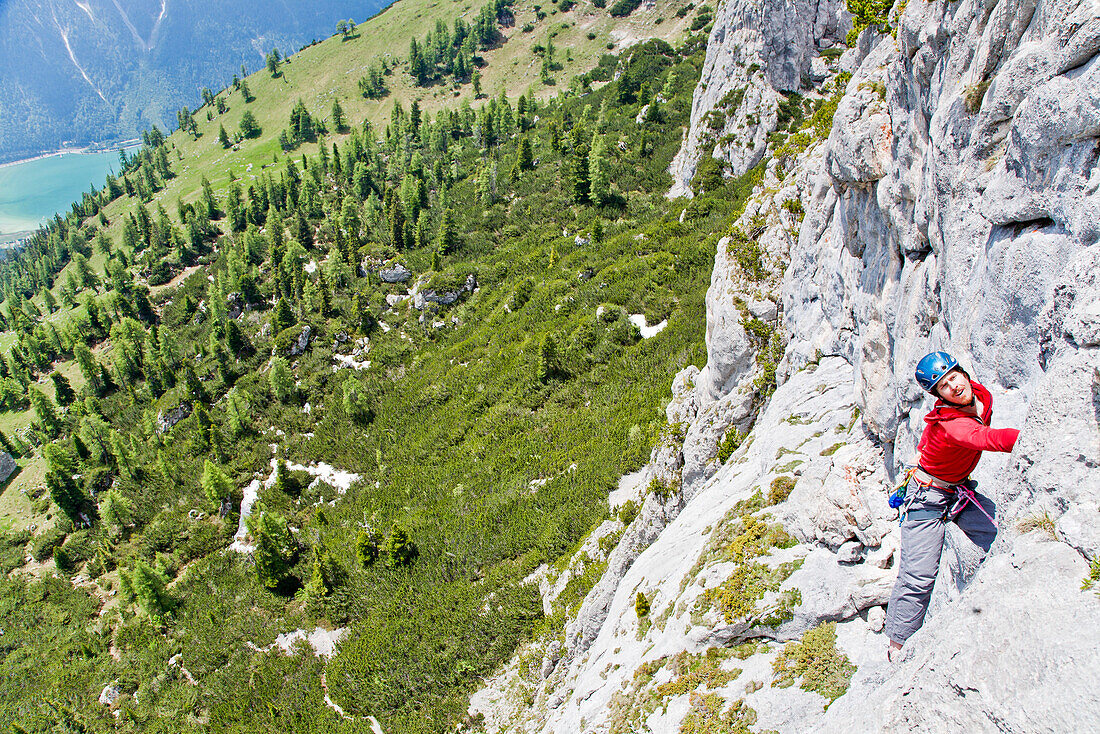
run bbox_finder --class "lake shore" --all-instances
[0,139,141,170]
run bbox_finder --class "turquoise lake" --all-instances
[0,148,135,239]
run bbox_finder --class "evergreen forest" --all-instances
[0,1,786,730]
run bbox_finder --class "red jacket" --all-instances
[917,380,1019,485]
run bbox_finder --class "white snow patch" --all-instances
[303,402,311,414]
[229,445,279,553]
[285,460,362,495]
[305,260,318,274]
[629,314,668,338]
[231,447,361,553]
[609,467,648,511]
[274,626,348,657]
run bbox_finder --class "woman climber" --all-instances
[884,351,1020,661]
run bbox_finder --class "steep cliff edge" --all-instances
[468,0,1100,730]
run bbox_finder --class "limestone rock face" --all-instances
[470,0,1100,729]
[667,0,851,197]
[786,0,1100,727]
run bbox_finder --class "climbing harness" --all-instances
[887,467,998,529]
[945,485,998,529]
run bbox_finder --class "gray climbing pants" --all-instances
[884,475,997,644]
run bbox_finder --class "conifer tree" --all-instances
[589,135,610,206]
[265,48,282,77]
[44,446,85,522]
[384,523,418,567]
[226,182,246,232]
[356,528,381,567]
[273,297,295,332]
[30,388,62,438]
[49,371,76,405]
[219,125,231,148]
[273,460,293,496]
[251,510,297,589]
[225,388,249,437]
[99,488,136,536]
[121,560,176,621]
[270,357,295,403]
[389,199,405,249]
[517,136,534,172]
[342,379,373,425]
[42,288,58,313]
[569,142,591,204]
[0,428,16,457]
[240,111,261,138]
[537,334,560,382]
[331,99,347,132]
[201,459,233,506]
[73,343,103,396]
[436,208,457,256]
[110,432,136,478]
[294,211,313,247]
[201,176,220,219]
[240,78,254,102]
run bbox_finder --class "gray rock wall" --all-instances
[467,0,1100,729]
[667,0,851,197]
[783,0,1100,726]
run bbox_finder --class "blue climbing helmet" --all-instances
[914,351,959,393]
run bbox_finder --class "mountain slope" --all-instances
[0,0,386,162]
[0,1,728,730]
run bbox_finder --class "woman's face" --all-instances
[936,369,973,405]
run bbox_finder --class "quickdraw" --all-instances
[887,467,916,510]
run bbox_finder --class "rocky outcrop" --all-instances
[288,325,312,356]
[667,0,851,196]
[0,451,15,484]
[156,403,192,434]
[412,273,477,311]
[379,263,412,283]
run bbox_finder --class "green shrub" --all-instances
[635,591,650,617]
[772,621,856,704]
[0,530,30,573]
[617,499,639,525]
[727,226,766,280]
[716,429,744,464]
[31,526,67,562]
[689,11,712,31]
[608,0,642,17]
[384,524,419,568]
[964,79,990,114]
[768,476,796,505]
[1082,556,1100,596]
[845,0,895,45]
[274,324,311,356]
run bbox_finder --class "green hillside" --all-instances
[0,0,772,731]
